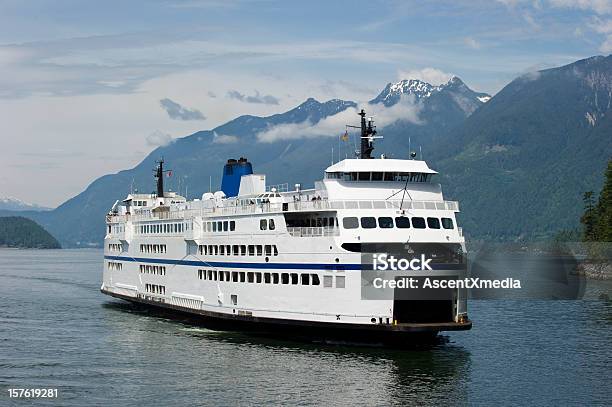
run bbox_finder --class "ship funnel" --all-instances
[221,157,253,197]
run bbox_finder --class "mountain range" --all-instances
[0,197,50,212]
[6,55,612,246]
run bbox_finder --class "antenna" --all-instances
[408,137,411,160]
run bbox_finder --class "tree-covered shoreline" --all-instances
[0,216,61,249]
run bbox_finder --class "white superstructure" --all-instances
[101,111,471,342]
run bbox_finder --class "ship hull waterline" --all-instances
[102,288,472,346]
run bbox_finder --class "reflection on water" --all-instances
[0,249,610,406]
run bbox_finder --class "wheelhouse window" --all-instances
[360,217,376,229]
[412,217,426,229]
[371,172,383,181]
[442,218,454,229]
[358,172,370,181]
[269,219,275,230]
[260,219,267,230]
[343,217,359,229]
[230,220,236,231]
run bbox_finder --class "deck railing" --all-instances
[286,226,340,237]
[107,199,459,224]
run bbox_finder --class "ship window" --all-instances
[412,217,426,229]
[311,274,320,286]
[219,271,225,281]
[220,245,225,255]
[272,273,279,284]
[256,245,262,256]
[240,245,246,256]
[427,217,440,229]
[226,245,230,254]
[383,172,394,181]
[213,270,218,280]
[230,220,236,231]
[378,217,394,229]
[212,222,217,232]
[265,245,272,256]
[232,271,238,282]
[291,273,298,285]
[223,221,228,231]
[323,275,333,288]
[256,273,262,283]
[217,221,222,231]
[442,218,454,229]
[207,270,213,280]
[239,272,245,282]
[273,245,278,256]
[301,274,310,285]
[247,272,254,283]
[269,219,275,230]
[336,276,345,288]
[281,273,289,284]
[233,245,239,255]
[231,295,237,305]
[264,272,271,283]
[260,219,267,230]
[343,217,359,229]
[248,245,255,256]
[358,172,370,181]
[372,172,383,181]
[360,217,376,229]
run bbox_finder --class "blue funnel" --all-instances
[221,157,253,197]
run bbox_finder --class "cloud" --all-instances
[159,98,206,120]
[256,96,422,143]
[397,67,454,85]
[227,90,280,105]
[146,130,174,147]
[589,17,612,52]
[212,131,239,144]
[463,37,482,49]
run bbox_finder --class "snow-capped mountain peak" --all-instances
[0,197,51,211]
[369,76,491,113]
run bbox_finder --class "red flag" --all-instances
[167,171,172,177]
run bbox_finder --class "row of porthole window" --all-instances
[140,244,167,254]
[198,244,279,257]
[197,269,323,286]
[139,264,166,275]
[145,284,165,295]
[343,216,454,230]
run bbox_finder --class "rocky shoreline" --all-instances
[574,262,612,280]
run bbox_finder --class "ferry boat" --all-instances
[101,109,471,344]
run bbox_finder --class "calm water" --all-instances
[0,249,610,406]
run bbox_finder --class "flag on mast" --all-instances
[341,130,349,142]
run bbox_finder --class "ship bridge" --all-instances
[323,158,442,201]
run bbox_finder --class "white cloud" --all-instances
[397,67,454,85]
[146,130,174,147]
[256,96,423,143]
[463,37,482,49]
[212,131,239,144]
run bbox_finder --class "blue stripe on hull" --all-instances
[104,255,362,270]
[103,255,464,271]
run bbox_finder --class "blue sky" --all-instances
[1,0,610,206]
